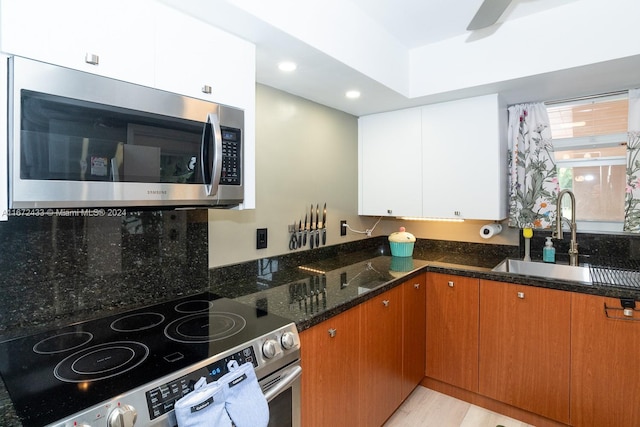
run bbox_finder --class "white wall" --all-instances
[208,84,518,268]
[208,84,370,267]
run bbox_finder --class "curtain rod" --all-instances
[544,89,629,106]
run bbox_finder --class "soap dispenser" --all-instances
[543,237,556,263]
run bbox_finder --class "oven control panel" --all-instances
[145,346,257,420]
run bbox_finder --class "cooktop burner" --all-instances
[0,292,293,427]
[32,331,94,355]
[164,312,246,343]
[54,341,149,383]
[110,312,165,332]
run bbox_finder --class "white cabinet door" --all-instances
[154,4,256,109]
[0,0,155,87]
[359,107,422,217]
[422,94,507,220]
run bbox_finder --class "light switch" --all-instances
[257,228,268,249]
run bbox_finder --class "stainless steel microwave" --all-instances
[7,56,244,209]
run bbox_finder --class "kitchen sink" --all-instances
[492,258,592,284]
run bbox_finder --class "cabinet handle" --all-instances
[202,85,212,94]
[84,53,99,65]
[328,328,337,338]
[448,281,454,288]
[387,209,393,215]
[517,292,525,299]
[382,300,390,307]
[414,283,420,289]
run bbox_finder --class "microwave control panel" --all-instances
[221,127,241,185]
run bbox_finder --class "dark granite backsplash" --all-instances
[518,229,640,265]
[0,209,209,341]
[208,236,519,299]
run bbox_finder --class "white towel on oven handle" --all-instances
[174,377,233,427]
[218,360,269,427]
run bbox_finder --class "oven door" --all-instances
[261,361,302,427]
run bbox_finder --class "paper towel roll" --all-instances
[480,224,502,239]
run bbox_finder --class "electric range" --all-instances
[0,292,300,426]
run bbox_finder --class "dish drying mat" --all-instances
[589,261,640,289]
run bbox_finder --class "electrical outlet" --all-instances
[340,220,347,236]
[256,228,268,249]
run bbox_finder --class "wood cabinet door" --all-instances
[571,293,640,427]
[426,273,479,392]
[479,280,571,424]
[359,286,403,426]
[402,274,427,400]
[300,306,360,427]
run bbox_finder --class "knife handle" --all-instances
[303,232,307,246]
[310,230,314,249]
[322,229,326,245]
[315,231,320,247]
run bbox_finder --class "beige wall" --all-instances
[208,85,518,268]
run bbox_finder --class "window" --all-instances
[546,94,628,232]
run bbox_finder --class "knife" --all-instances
[310,204,315,249]
[322,203,327,246]
[303,213,308,246]
[315,204,320,248]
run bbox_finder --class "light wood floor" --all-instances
[384,386,535,427]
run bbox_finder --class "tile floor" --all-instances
[384,386,535,427]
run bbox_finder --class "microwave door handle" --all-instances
[201,113,223,196]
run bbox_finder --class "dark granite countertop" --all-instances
[226,249,640,332]
[3,238,640,426]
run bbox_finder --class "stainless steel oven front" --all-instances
[262,360,302,427]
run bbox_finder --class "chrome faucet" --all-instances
[553,189,579,266]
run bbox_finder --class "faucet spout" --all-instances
[554,189,579,266]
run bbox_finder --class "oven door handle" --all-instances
[201,113,223,196]
[263,364,302,403]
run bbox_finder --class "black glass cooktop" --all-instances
[0,292,288,426]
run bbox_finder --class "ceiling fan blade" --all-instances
[466,0,512,31]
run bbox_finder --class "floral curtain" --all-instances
[624,88,640,232]
[508,103,559,229]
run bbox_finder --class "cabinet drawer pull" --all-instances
[448,281,454,288]
[604,303,640,321]
[202,85,212,94]
[382,300,390,307]
[517,292,525,299]
[414,283,420,289]
[328,328,337,338]
[84,53,99,65]
[387,209,393,215]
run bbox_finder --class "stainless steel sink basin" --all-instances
[492,258,592,284]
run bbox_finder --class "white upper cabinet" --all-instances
[359,107,423,217]
[358,94,507,221]
[422,94,507,220]
[154,4,255,109]
[0,0,156,87]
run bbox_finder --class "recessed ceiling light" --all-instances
[346,90,361,99]
[278,61,297,72]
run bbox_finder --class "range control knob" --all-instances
[262,339,278,359]
[108,404,137,427]
[281,331,296,350]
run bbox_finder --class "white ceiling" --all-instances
[160,0,640,117]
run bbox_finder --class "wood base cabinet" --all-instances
[359,285,403,426]
[300,306,361,427]
[402,274,427,400]
[426,273,479,392]
[570,293,640,427]
[479,280,571,424]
